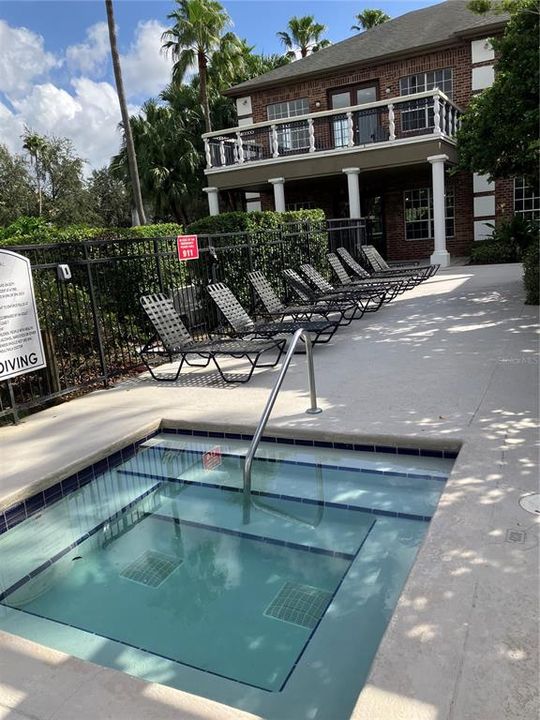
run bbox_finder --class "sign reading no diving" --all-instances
[0,249,46,381]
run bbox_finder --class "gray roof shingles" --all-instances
[226,0,506,95]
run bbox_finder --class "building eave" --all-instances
[224,21,507,98]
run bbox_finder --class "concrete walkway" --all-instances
[0,263,538,720]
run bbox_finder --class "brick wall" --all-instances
[260,167,474,261]
[382,168,473,260]
[248,42,473,124]
[495,178,515,222]
[235,35,506,258]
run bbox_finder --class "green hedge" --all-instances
[186,209,324,234]
[0,217,183,245]
[523,242,539,304]
[470,239,520,264]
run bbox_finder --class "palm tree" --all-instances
[105,0,146,225]
[111,98,200,223]
[351,9,391,31]
[277,16,331,59]
[162,0,243,133]
[22,130,48,216]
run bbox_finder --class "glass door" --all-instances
[362,194,386,257]
[355,86,379,144]
[330,84,379,149]
[329,91,351,148]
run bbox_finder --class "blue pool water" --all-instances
[0,432,453,718]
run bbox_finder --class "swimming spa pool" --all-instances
[0,429,455,719]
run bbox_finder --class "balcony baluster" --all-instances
[346,112,354,147]
[388,104,396,141]
[271,124,279,158]
[433,94,441,135]
[308,118,316,152]
[441,100,447,135]
[236,132,245,164]
[204,138,212,169]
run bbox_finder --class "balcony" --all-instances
[203,90,462,175]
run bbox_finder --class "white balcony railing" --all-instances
[203,90,462,171]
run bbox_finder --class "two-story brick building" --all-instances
[201,0,537,266]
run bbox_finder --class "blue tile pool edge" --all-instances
[1,427,455,537]
[141,444,449,482]
[0,428,160,536]
[162,427,460,460]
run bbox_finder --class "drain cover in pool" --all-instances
[264,581,333,629]
[120,550,182,588]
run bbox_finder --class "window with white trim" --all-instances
[267,98,310,151]
[400,69,453,97]
[514,177,540,220]
[404,187,455,240]
[399,69,453,131]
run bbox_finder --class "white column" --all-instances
[269,177,286,212]
[428,154,450,267]
[343,167,361,219]
[203,186,220,216]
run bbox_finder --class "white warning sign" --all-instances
[0,249,46,381]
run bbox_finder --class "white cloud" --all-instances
[121,20,173,98]
[0,100,24,154]
[4,80,137,172]
[65,22,110,77]
[0,20,59,95]
[0,18,170,172]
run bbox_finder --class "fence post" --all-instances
[7,380,20,424]
[83,243,108,387]
[152,237,165,292]
[41,329,61,395]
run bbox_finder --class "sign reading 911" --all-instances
[177,235,199,261]
[0,249,46,381]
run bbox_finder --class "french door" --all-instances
[329,85,379,147]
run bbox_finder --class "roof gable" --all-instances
[226,0,506,96]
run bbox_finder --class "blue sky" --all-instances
[0,0,440,170]
[1,1,439,57]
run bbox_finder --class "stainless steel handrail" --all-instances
[243,328,322,523]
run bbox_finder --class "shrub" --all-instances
[489,215,538,258]
[0,221,183,246]
[186,211,252,235]
[186,209,325,235]
[470,239,520,264]
[523,242,539,304]
[0,216,56,243]
[470,215,539,265]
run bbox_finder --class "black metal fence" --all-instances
[0,218,369,423]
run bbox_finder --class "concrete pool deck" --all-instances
[0,263,538,720]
